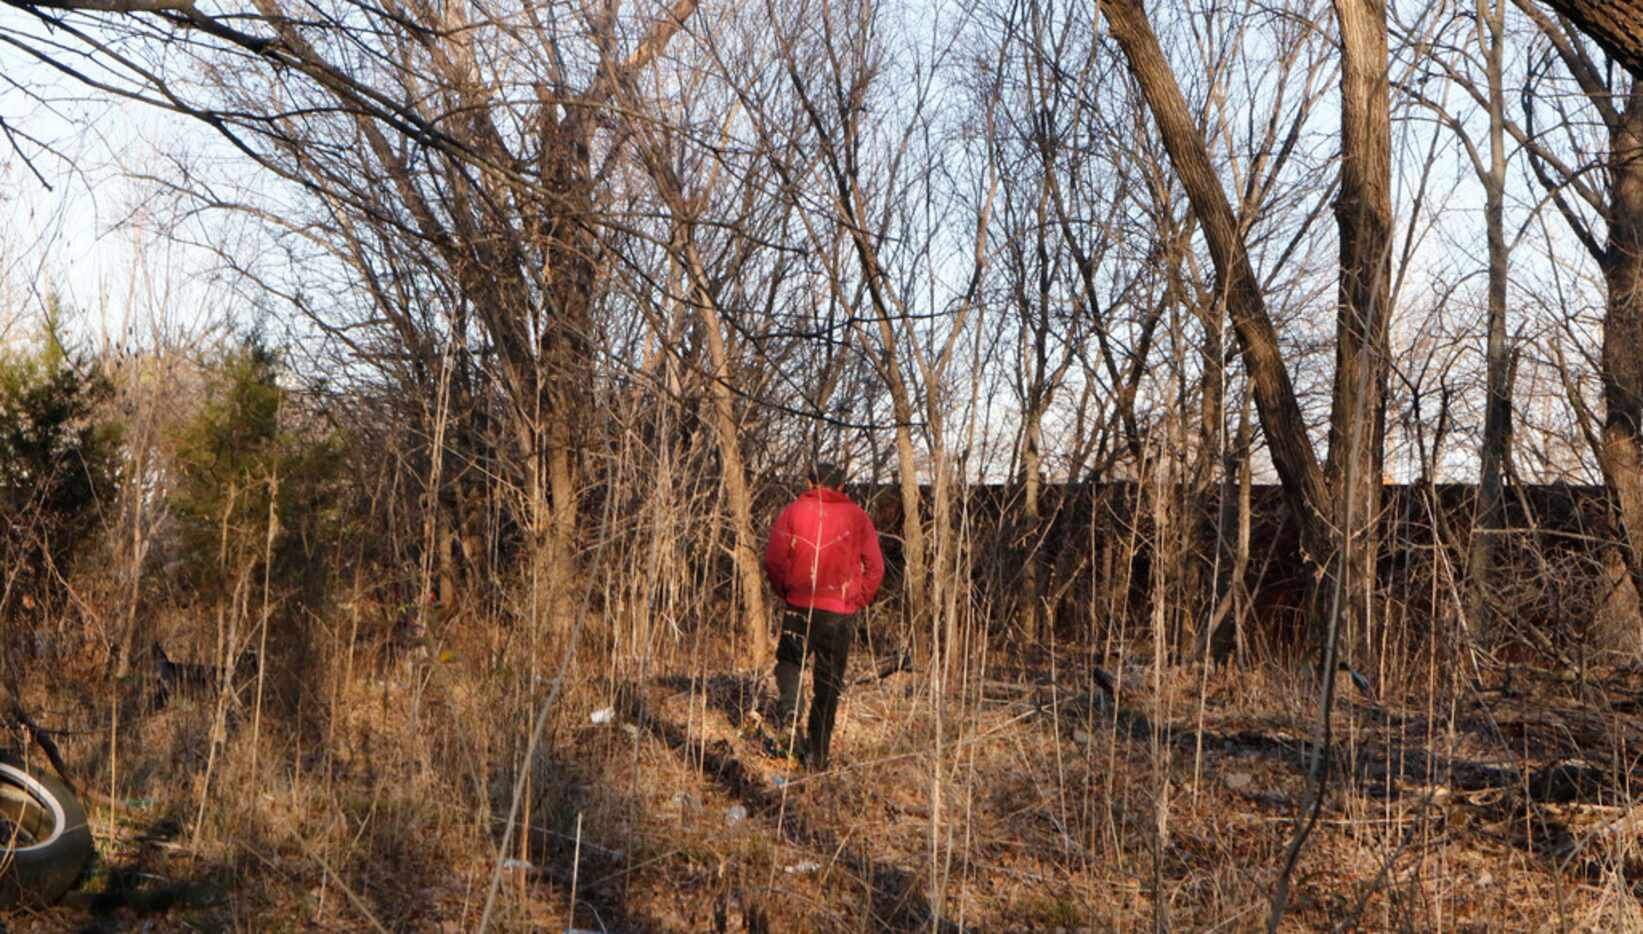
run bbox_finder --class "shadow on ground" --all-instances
[618,682,972,932]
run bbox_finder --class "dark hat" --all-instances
[808,461,848,489]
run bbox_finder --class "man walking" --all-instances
[763,462,885,770]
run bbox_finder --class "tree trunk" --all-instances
[1468,0,1512,643]
[883,346,930,634]
[1598,90,1643,649]
[1022,403,1046,640]
[678,241,773,666]
[1536,1,1643,77]
[1100,0,1335,601]
[1328,0,1394,663]
[1181,225,1225,662]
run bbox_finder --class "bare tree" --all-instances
[5,0,714,643]
[1395,1,1521,641]
[1487,1,1643,646]
[1319,0,1395,666]
[1100,0,1335,642]
[969,0,1125,639]
[735,0,995,667]
[612,53,805,664]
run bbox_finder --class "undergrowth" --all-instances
[5,611,1642,932]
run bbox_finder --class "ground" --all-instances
[4,645,1643,931]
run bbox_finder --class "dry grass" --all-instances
[6,619,1643,933]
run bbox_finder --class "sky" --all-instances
[0,0,1618,486]
[1,25,235,355]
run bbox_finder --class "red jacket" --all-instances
[764,488,885,615]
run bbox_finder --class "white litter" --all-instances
[725,804,748,826]
[784,861,823,875]
[499,858,533,871]
[589,706,615,724]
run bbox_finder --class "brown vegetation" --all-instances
[8,0,1643,930]
[4,445,1643,930]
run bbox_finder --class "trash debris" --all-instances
[784,861,822,875]
[1224,771,1253,791]
[499,858,534,872]
[1344,666,1373,698]
[589,707,615,725]
[621,723,639,738]
[725,804,748,827]
[670,791,699,810]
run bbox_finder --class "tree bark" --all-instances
[1022,403,1045,639]
[678,240,774,666]
[1100,0,1334,593]
[1536,0,1643,77]
[1598,91,1643,649]
[1516,4,1643,647]
[1468,0,1512,643]
[1328,0,1394,661]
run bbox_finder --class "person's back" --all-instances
[763,462,883,770]
[765,486,882,616]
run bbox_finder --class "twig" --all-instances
[10,701,77,795]
[287,821,393,934]
[477,610,584,932]
[569,812,583,927]
[1330,796,1447,933]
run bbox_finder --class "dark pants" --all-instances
[773,608,854,766]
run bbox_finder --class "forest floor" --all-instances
[5,642,1643,931]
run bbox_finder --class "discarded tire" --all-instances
[0,757,93,908]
